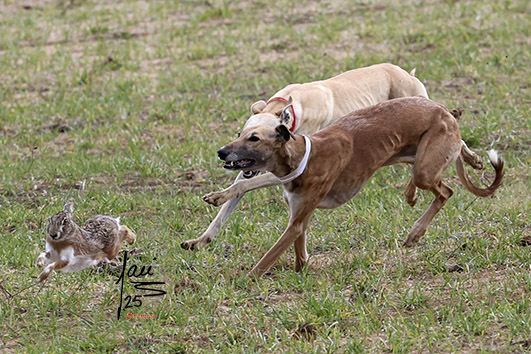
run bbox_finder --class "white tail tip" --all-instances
[488,149,499,164]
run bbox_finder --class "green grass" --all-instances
[1,0,529,352]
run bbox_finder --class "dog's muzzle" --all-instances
[217,147,230,161]
[217,147,256,171]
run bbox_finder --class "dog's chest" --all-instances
[282,175,367,210]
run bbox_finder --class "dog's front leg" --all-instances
[182,172,284,250]
[250,223,304,277]
[294,231,309,272]
[181,171,245,250]
[203,172,282,207]
[250,196,319,277]
[181,196,244,250]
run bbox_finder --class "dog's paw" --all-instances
[180,240,198,251]
[203,191,229,207]
[180,236,212,251]
[403,222,427,247]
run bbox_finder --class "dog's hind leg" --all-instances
[402,126,459,246]
[461,141,484,170]
[404,178,418,207]
[403,180,453,246]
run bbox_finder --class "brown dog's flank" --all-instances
[207,97,504,276]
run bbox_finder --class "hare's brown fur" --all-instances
[36,202,136,282]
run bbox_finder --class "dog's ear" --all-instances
[251,100,266,115]
[279,97,294,124]
[275,124,295,142]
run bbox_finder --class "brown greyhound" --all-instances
[204,97,504,276]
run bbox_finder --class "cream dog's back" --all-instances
[249,63,428,135]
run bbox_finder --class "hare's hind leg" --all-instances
[119,225,136,245]
[104,226,136,260]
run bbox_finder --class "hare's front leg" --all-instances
[36,251,52,269]
[38,259,70,282]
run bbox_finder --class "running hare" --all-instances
[36,202,136,282]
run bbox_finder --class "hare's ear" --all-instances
[63,202,74,215]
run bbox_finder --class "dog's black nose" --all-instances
[217,147,230,160]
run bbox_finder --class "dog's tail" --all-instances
[450,108,484,170]
[455,148,504,197]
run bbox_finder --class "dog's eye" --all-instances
[248,136,260,142]
[237,132,241,138]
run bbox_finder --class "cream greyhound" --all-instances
[206,97,504,276]
[181,63,480,250]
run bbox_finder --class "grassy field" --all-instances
[0,0,529,352]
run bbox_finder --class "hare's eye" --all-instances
[61,219,67,225]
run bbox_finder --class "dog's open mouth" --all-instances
[223,159,255,170]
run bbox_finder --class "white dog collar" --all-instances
[277,135,311,184]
